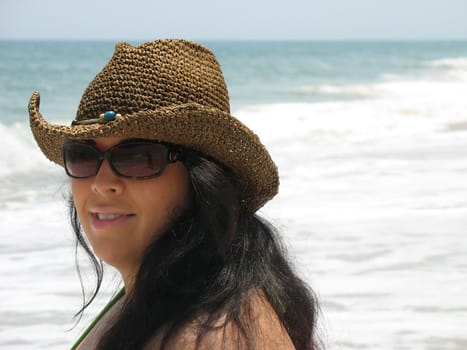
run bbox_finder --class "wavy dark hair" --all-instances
[69,147,321,349]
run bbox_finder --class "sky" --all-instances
[1,0,466,40]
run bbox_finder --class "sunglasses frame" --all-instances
[63,139,180,179]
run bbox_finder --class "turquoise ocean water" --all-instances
[1,40,467,349]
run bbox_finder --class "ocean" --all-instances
[1,40,466,349]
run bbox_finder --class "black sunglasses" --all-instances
[63,140,180,179]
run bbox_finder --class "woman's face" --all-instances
[71,137,190,284]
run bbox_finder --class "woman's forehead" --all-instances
[82,137,127,149]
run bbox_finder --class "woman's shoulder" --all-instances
[145,291,296,350]
[74,293,126,350]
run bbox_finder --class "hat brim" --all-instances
[29,92,278,211]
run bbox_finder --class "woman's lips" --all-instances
[90,211,135,231]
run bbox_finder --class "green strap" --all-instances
[70,288,125,350]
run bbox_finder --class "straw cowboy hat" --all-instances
[28,39,279,211]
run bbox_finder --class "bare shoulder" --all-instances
[76,296,125,350]
[244,291,296,350]
[145,292,296,350]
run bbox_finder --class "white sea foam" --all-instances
[293,84,386,98]
[233,67,467,349]
[0,122,64,209]
[426,57,467,81]
[427,57,467,69]
[289,79,467,125]
[235,80,467,148]
[0,122,52,176]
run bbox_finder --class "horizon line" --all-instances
[1,37,467,42]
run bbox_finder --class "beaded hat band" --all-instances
[28,39,279,211]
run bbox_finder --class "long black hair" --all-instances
[69,148,321,349]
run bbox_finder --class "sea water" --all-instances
[0,40,466,349]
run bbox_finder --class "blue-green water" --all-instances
[1,40,467,350]
[1,40,466,123]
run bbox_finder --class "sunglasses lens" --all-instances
[63,143,100,178]
[111,143,169,178]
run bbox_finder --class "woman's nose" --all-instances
[91,160,124,194]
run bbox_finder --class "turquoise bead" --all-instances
[103,110,116,121]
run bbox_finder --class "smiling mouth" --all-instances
[90,212,135,230]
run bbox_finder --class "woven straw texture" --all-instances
[28,39,279,211]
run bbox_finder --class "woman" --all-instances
[28,39,320,349]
